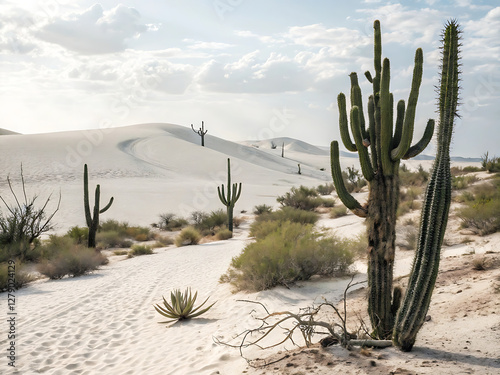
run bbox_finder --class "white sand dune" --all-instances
[1,123,497,374]
[0,123,334,233]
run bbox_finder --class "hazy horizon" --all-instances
[1,1,499,158]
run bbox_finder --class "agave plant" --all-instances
[154,288,216,323]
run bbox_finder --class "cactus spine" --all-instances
[217,158,242,232]
[393,20,461,351]
[84,164,114,248]
[330,20,434,338]
[191,121,208,146]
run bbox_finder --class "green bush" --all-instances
[157,213,189,231]
[66,226,89,245]
[0,262,35,292]
[216,228,233,240]
[316,183,335,196]
[342,166,367,193]
[37,246,108,279]
[399,164,429,187]
[96,231,133,249]
[253,204,273,215]
[100,219,129,235]
[481,152,500,173]
[458,181,500,235]
[330,206,348,218]
[222,221,354,291]
[153,236,174,247]
[452,175,479,190]
[175,227,202,247]
[277,186,335,211]
[255,207,319,226]
[191,209,227,234]
[129,244,153,257]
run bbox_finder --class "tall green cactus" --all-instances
[330,20,434,338]
[218,158,242,232]
[84,164,114,248]
[393,20,461,351]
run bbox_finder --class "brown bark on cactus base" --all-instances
[366,171,399,339]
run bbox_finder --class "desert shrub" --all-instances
[277,186,335,211]
[216,228,233,240]
[481,152,500,173]
[0,168,60,261]
[458,180,500,235]
[399,164,429,187]
[126,226,153,241]
[96,231,133,249]
[175,227,202,247]
[451,166,482,175]
[0,262,35,292]
[66,226,88,244]
[222,221,354,291]
[255,207,319,226]
[153,235,174,247]
[452,175,479,190]
[455,190,475,203]
[397,200,422,217]
[100,219,128,235]
[342,166,367,193]
[330,206,348,218]
[472,256,488,271]
[129,244,153,257]
[316,183,335,196]
[157,213,189,231]
[37,246,107,279]
[250,220,282,240]
[253,204,273,215]
[113,250,128,256]
[191,209,228,236]
[233,216,244,228]
[397,186,423,217]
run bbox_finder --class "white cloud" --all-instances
[197,51,314,93]
[357,4,443,46]
[464,7,500,63]
[37,4,149,54]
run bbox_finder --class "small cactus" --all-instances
[218,158,242,232]
[191,121,208,146]
[84,164,114,248]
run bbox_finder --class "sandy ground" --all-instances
[0,123,498,375]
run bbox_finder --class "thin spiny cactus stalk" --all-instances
[191,121,208,146]
[84,164,114,248]
[393,20,461,352]
[330,20,435,338]
[217,158,242,232]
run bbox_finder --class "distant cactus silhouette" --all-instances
[191,121,208,147]
[217,158,242,232]
[84,164,114,248]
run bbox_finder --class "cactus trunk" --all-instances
[366,172,399,338]
[330,20,434,338]
[393,20,460,351]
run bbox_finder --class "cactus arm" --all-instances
[393,20,460,352]
[392,100,406,149]
[373,20,382,94]
[367,95,378,169]
[84,164,92,228]
[403,119,435,159]
[100,197,114,214]
[330,141,367,217]
[232,183,242,203]
[350,107,375,181]
[380,58,393,174]
[338,93,357,152]
[217,185,228,206]
[349,73,368,140]
[391,48,423,161]
[365,70,373,83]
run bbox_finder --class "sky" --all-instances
[0,0,499,158]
